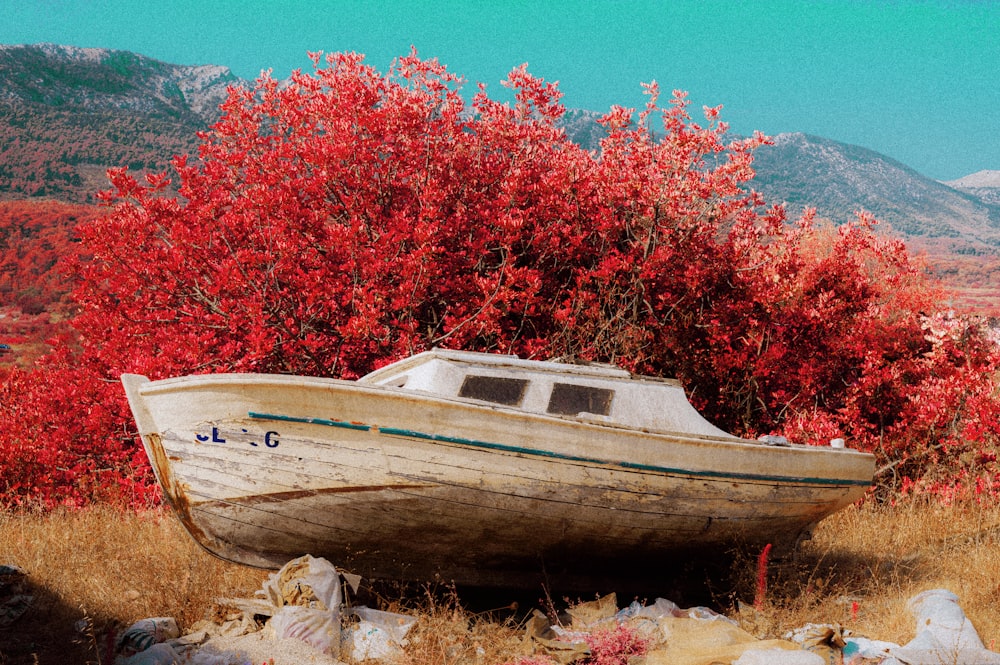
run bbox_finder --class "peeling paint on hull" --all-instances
[120,355,874,590]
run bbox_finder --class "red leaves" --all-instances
[1,51,998,506]
[582,624,650,665]
[0,351,156,508]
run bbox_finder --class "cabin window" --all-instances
[458,375,528,406]
[384,375,408,388]
[547,383,614,416]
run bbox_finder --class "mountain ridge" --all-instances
[944,170,1000,206]
[0,43,997,331]
[0,43,236,122]
[751,132,1000,245]
[0,43,241,201]
[1,43,999,247]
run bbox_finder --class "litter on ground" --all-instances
[64,554,1000,665]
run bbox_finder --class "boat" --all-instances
[121,348,874,590]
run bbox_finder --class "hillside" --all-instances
[0,42,997,336]
[0,200,103,367]
[747,134,1000,314]
[945,170,1000,206]
[0,44,239,202]
[751,133,1000,245]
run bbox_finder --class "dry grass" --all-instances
[0,505,267,664]
[734,499,1000,648]
[374,586,525,665]
[3,500,1000,664]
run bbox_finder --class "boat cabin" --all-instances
[360,348,736,439]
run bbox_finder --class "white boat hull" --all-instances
[122,370,874,589]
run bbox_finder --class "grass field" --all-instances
[2,499,1000,663]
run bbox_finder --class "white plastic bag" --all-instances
[733,648,825,665]
[845,589,1000,665]
[116,642,180,665]
[258,555,345,657]
[346,620,405,661]
[352,607,417,645]
[116,617,180,656]
[258,554,342,612]
[345,606,417,661]
[269,605,341,657]
[888,589,1000,665]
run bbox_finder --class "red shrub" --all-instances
[1,51,997,506]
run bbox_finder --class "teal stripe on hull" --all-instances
[248,411,869,488]
[247,411,371,431]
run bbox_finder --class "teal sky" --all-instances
[0,0,996,180]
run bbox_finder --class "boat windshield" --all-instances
[547,383,614,416]
[458,375,528,406]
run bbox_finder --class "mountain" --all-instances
[0,43,998,316]
[0,43,240,202]
[750,133,1000,245]
[559,108,610,151]
[558,114,1000,248]
[1,43,998,248]
[944,170,1000,206]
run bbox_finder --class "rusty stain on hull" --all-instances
[197,484,434,510]
[144,432,219,554]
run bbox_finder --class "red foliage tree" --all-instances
[1,51,998,506]
[0,349,157,507]
[0,200,104,366]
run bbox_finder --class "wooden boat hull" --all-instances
[122,372,874,590]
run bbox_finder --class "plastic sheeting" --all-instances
[111,557,1000,665]
[527,589,1000,665]
[844,589,1000,665]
